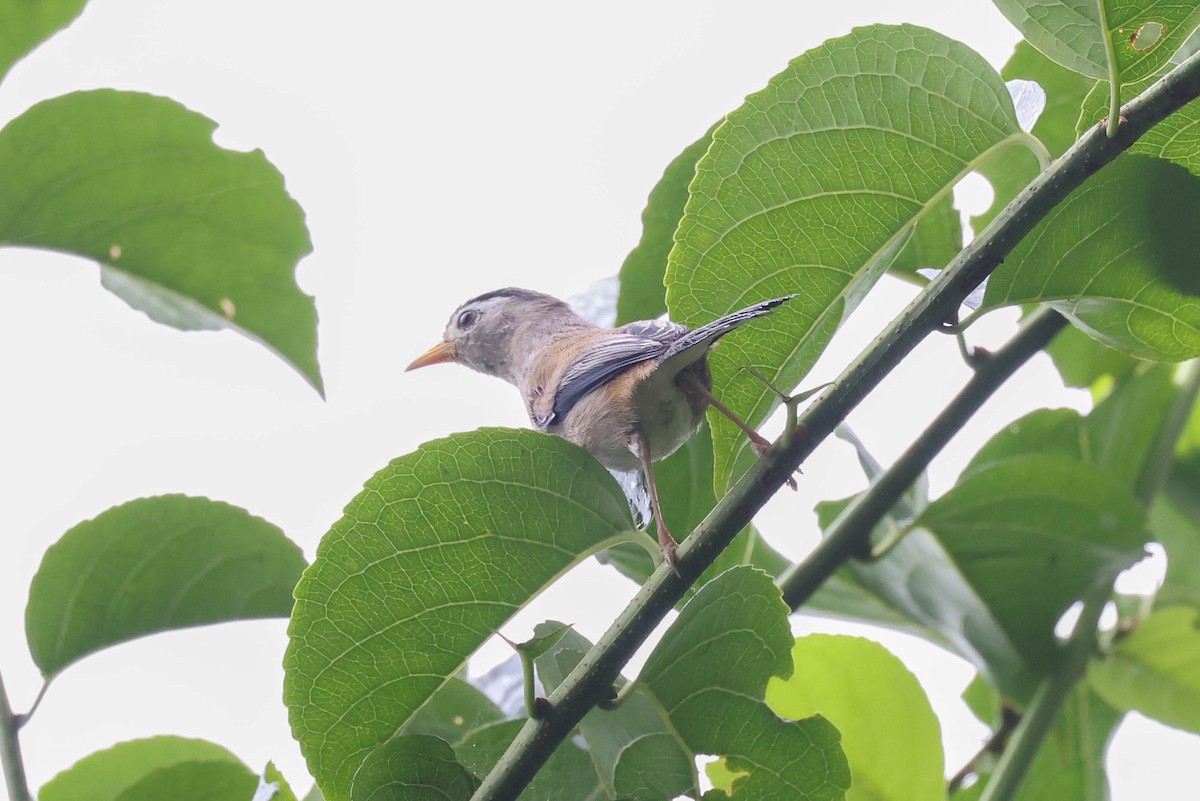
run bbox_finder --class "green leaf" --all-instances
[641,566,851,800]
[954,686,1121,801]
[453,720,602,801]
[961,674,1002,727]
[981,155,1200,360]
[965,408,1086,473]
[264,763,301,801]
[665,24,1025,490]
[401,678,506,745]
[988,0,1200,82]
[0,0,88,82]
[917,454,1146,675]
[1090,605,1200,732]
[110,761,259,801]
[817,494,1032,699]
[766,635,943,801]
[534,627,698,801]
[1153,495,1200,610]
[1046,323,1141,389]
[967,365,1176,490]
[39,736,243,801]
[889,195,963,280]
[350,736,478,801]
[284,428,636,801]
[1080,75,1200,180]
[616,126,715,325]
[25,494,305,678]
[1007,42,1100,157]
[0,90,320,392]
[1082,364,1176,488]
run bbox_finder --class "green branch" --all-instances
[469,47,1200,801]
[977,583,1109,801]
[0,671,32,801]
[778,306,1068,609]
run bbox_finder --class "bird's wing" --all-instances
[657,295,795,371]
[616,318,688,344]
[551,334,667,423]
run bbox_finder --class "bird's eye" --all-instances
[458,309,479,330]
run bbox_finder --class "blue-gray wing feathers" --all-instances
[550,295,794,422]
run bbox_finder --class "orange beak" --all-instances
[406,341,458,371]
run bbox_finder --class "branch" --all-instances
[469,47,1200,801]
[778,306,1067,609]
[0,671,33,801]
[976,583,1109,801]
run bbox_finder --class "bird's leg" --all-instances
[632,430,679,574]
[688,379,798,491]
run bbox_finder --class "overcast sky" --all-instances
[1,1,1194,797]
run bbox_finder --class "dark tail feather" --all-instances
[659,294,795,364]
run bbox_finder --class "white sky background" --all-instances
[0,0,1195,797]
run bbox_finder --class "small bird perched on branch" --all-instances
[407,288,794,569]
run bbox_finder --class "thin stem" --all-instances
[1097,1,1123,138]
[0,670,33,801]
[469,48,1200,801]
[947,706,1022,794]
[779,308,1067,608]
[16,681,49,730]
[977,583,1109,801]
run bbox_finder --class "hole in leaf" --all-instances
[1130,21,1164,51]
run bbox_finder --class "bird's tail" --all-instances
[658,294,795,365]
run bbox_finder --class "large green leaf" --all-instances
[1090,605,1200,732]
[0,90,320,391]
[981,155,1200,361]
[889,195,963,280]
[916,454,1146,675]
[452,720,602,801]
[283,428,637,801]
[954,686,1121,801]
[0,0,88,82]
[816,495,1031,699]
[767,635,943,801]
[616,127,715,325]
[109,761,259,801]
[39,737,243,801]
[640,566,851,799]
[401,677,506,745]
[535,627,698,801]
[988,0,1200,82]
[349,736,477,801]
[25,495,305,678]
[1006,42,1100,157]
[665,24,1026,490]
[966,365,1176,490]
[1149,497,1200,609]
[1045,322,1141,389]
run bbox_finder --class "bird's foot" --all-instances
[657,528,680,576]
[748,431,799,490]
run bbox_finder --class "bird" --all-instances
[406,288,794,570]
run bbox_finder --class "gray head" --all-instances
[407,288,582,383]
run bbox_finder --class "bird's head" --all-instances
[406,288,578,382]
